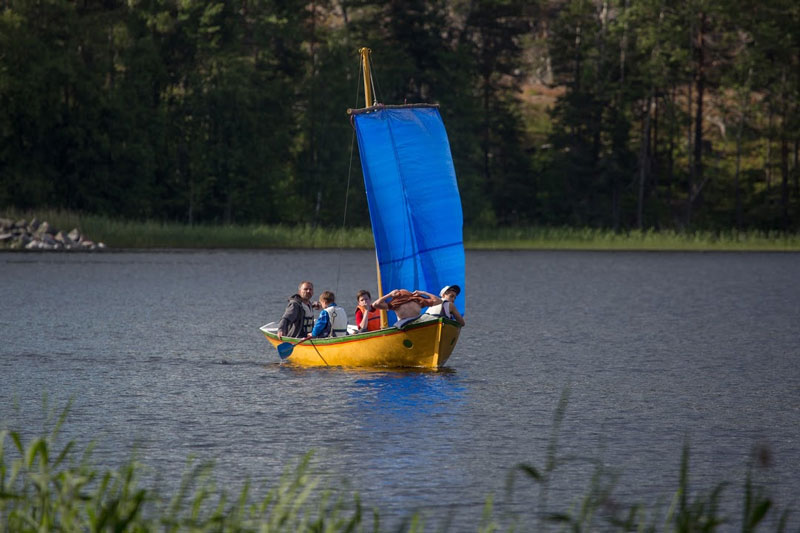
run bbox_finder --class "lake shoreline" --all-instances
[3,246,800,253]
[3,210,800,252]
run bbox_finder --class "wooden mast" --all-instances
[358,47,387,327]
[359,47,375,108]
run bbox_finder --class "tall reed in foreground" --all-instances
[500,391,791,532]
[0,401,792,532]
[0,405,383,532]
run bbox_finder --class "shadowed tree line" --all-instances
[1,0,798,231]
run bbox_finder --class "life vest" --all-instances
[426,301,453,319]
[301,301,315,336]
[320,304,349,337]
[358,305,382,331]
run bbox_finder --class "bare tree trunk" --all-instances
[537,20,554,84]
[338,0,349,26]
[574,22,582,93]
[794,138,799,202]
[224,195,232,225]
[686,18,694,228]
[613,0,627,232]
[690,12,707,223]
[637,92,652,229]
[779,68,790,230]
[779,128,789,230]
[667,87,675,221]
[765,111,773,198]
[482,73,491,189]
[652,92,660,212]
[313,190,322,229]
[179,140,193,226]
[686,78,693,227]
[310,0,321,228]
[188,179,194,227]
[612,177,620,232]
[242,0,257,60]
[619,0,627,84]
[781,134,790,230]
[795,53,800,209]
[735,105,744,230]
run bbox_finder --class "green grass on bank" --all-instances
[464,226,800,251]
[3,209,800,251]
[1,210,374,249]
[1,400,792,532]
[80,219,377,250]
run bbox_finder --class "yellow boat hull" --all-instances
[260,317,461,368]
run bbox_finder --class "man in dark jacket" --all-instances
[277,281,318,339]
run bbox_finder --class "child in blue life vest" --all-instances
[307,291,349,338]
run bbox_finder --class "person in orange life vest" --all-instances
[372,289,441,329]
[426,285,465,326]
[354,289,381,332]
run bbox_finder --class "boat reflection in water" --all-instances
[339,369,471,524]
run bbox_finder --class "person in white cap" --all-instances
[425,285,465,326]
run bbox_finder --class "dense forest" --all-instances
[1,0,799,231]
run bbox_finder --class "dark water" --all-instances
[2,250,799,530]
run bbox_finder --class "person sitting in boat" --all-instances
[425,285,465,326]
[354,289,382,332]
[372,289,441,330]
[307,291,349,338]
[277,281,319,340]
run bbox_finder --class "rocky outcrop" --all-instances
[0,217,107,251]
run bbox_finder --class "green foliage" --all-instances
[0,0,799,231]
[502,392,791,532]
[0,423,372,532]
[0,399,794,532]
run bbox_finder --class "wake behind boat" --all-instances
[260,48,465,368]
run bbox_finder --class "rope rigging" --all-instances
[334,51,365,299]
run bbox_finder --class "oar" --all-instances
[276,338,311,359]
[276,337,329,366]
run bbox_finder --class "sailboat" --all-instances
[260,48,465,368]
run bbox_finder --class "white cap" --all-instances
[439,285,461,297]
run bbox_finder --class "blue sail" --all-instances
[353,105,465,316]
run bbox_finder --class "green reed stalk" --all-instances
[497,391,789,533]
[0,403,377,532]
[1,404,792,532]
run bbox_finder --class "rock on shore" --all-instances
[0,217,107,251]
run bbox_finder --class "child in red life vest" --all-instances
[355,289,382,332]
